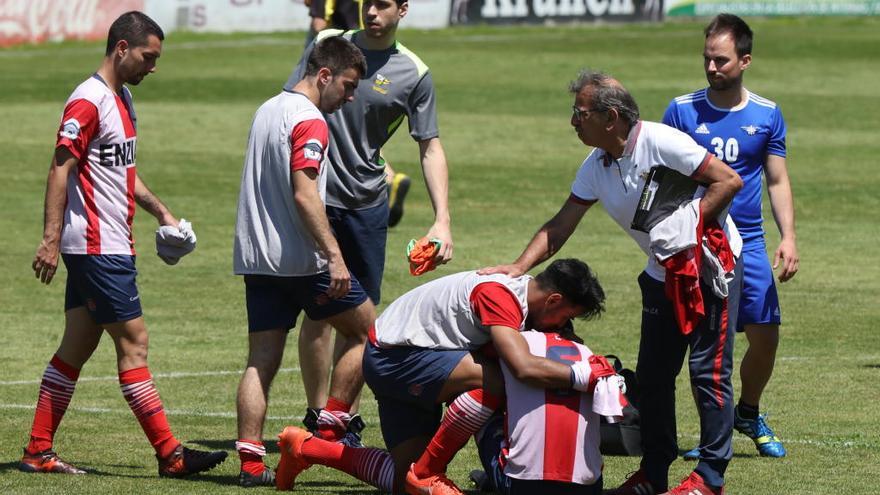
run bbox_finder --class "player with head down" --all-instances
[274,258,624,495]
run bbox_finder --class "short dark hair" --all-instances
[535,259,606,320]
[569,69,640,128]
[705,13,753,57]
[305,36,368,78]
[105,11,164,56]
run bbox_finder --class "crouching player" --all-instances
[472,327,621,495]
[274,259,615,494]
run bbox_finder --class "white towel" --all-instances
[155,219,197,265]
[592,375,626,423]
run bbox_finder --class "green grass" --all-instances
[2,17,879,494]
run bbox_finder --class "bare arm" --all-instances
[490,325,573,388]
[418,137,453,263]
[292,167,350,299]
[134,173,177,227]
[765,154,799,282]
[480,198,593,277]
[32,148,78,284]
[692,155,743,220]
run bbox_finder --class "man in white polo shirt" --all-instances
[482,70,742,495]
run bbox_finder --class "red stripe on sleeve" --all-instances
[568,193,597,206]
[290,118,329,173]
[691,151,713,179]
[469,282,524,330]
[56,99,99,159]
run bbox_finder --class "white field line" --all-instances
[0,367,300,386]
[0,401,873,450]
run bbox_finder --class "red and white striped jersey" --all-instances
[374,271,531,350]
[500,331,603,486]
[57,75,138,255]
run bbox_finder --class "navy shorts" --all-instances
[63,254,143,325]
[736,242,781,331]
[326,203,388,305]
[244,272,368,332]
[363,342,467,449]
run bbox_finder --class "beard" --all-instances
[707,72,742,91]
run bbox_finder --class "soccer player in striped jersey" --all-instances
[663,13,798,460]
[22,11,226,477]
[471,329,610,495]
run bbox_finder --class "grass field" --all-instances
[1,16,879,495]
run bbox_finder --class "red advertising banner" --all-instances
[0,0,145,47]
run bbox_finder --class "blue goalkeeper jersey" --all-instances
[663,88,786,243]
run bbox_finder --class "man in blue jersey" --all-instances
[663,13,799,459]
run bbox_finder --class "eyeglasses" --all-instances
[572,106,601,121]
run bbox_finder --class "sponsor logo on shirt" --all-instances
[60,118,81,140]
[695,123,710,135]
[98,138,136,167]
[303,139,324,161]
[740,125,759,136]
[372,73,391,95]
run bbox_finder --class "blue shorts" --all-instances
[63,254,142,325]
[362,342,467,449]
[244,272,368,332]
[735,242,781,331]
[326,203,388,305]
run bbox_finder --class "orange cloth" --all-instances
[406,237,442,276]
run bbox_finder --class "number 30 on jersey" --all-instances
[710,136,739,163]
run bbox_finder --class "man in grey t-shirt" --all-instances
[283,0,454,437]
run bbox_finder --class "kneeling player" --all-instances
[472,329,620,495]
[275,259,617,494]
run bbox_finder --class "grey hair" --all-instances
[568,69,640,127]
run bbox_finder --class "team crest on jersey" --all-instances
[59,118,82,140]
[695,123,710,135]
[372,74,391,95]
[303,139,324,161]
[741,125,760,136]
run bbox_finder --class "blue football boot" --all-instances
[734,411,786,457]
[682,446,701,460]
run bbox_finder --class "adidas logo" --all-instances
[695,123,710,134]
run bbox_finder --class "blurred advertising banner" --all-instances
[450,0,664,25]
[665,0,880,16]
[145,0,312,34]
[0,0,144,47]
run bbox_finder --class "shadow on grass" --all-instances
[187,438,281,454]
[861,364,880,369]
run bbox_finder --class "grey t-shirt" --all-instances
[283,29,440,209]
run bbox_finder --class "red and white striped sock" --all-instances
[412,388,502,477]
[301,434,396,492]
[236,439,267,475]
[26,355,80,454]
[317,396,351,442]
[119,367,179,459]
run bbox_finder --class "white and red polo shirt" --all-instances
[373,271,531,350]
[500,331,602,486]
[57,75,138,255]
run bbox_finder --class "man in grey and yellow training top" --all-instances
[283,0,454,447]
